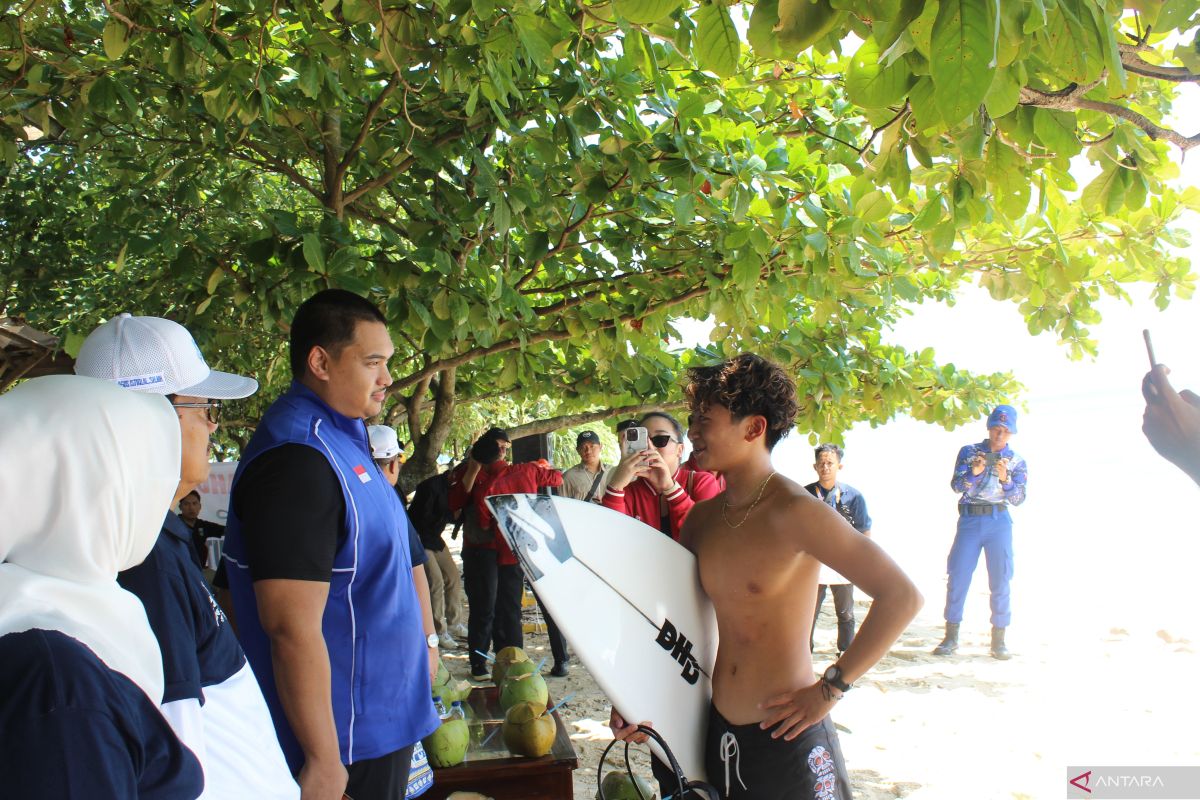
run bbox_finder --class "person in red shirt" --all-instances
[603,411,721,541]
[458,434,563,679]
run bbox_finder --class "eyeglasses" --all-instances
[649,434,679,448]
[171,400,221,424]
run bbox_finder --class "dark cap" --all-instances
[615,419,638,434]
[576,431,600,447]
[483,426,510,443]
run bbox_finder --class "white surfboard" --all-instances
[486,493,717,782]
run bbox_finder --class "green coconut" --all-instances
[423,718,470,768]
[599,771,658,800]
[503,659,538,682]
[500,671,549,713]
[490,646,530,686]
[432,678,471,704]
[446,793,493,800]
[501,701,556,757]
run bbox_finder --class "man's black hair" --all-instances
[685,354,798,451]
[471,435,502,465]
[815,443,844,462]
[289,289,387,379]
[181,489,201,503]
[640,411,683,442]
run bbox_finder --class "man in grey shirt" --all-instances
[560,431,611,502]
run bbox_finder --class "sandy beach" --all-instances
[438,529,1200,800]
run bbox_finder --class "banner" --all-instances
[195,461,237,525]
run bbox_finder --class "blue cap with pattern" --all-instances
[987,404,1018,433]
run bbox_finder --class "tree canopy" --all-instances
[2,0,1197,480]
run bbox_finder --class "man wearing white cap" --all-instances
[369,424,464,650]
[75,313,298,799]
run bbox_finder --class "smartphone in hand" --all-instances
[622,426,649,458]
[1143,328,1156,370]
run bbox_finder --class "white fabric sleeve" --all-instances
[159,697,207,778]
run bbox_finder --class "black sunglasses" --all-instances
[649,434,679,448]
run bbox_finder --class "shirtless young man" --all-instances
[616,354,922,799]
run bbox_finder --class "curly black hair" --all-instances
[685,354,798,451]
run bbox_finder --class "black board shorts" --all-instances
[704,705,852,800]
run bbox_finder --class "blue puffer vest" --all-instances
[224,381,437,770]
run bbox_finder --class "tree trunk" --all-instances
[321,112,344,219]
[399,366,457,493]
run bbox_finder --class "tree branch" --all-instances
[389,283,712,393]
[338,74,399,180]
[237,141,322,200]
[1118,44,1200,83]
[505,399,689,439]
[406,373,432,450]
[342,129,463,206]
[514,171,628,291]
[1019,84,1200,152]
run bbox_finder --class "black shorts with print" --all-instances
[704,704,852,800]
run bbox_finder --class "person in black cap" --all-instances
[560,430,611,503]
[933,404,1028,660]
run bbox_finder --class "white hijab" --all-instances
[0,375,181,702]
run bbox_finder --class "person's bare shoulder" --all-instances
[679,491,724,552]
[760,475,828,549]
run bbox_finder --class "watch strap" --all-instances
[823,665,851,692]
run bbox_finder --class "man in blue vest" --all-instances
[224,290,439,800]
[933,404,1028,660]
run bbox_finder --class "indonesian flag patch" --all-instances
[353,464,371,484]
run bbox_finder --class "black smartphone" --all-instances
[1143,328,1156,369]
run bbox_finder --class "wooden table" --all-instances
[425,686,578,800]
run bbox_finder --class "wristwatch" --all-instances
[426,633,439,648]
[822,664,851,693]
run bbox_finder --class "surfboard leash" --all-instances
[597,725,719,800]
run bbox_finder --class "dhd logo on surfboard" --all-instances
[656,619,701,685]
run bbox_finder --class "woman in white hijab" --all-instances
[0,375,203,798]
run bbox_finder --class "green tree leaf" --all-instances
[930,0,995,125]
[102,20,131,60]
[614,0,684,24]
[303,233,326,272]
[694,2,740,78]
[846,36,915,109]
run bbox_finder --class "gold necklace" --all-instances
[722,471,776,528]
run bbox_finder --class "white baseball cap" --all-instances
[367,425,401,460]
[74,313,258,400]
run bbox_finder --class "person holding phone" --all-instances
[602,411,722,542]
[1143,366,1200,486]
[933,405,1028,660]
[1141,330,1200,487]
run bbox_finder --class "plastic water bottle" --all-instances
[433,695,449,720]
[450,700,466,721]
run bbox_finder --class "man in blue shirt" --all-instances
[804,443,873,655]
[224,290,439,800]
[933,404,1028,660]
